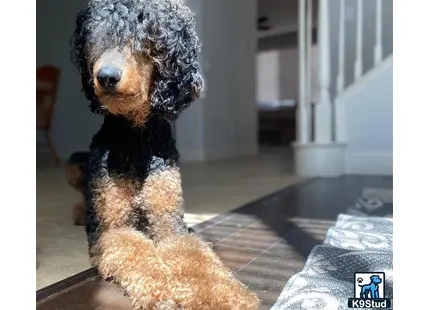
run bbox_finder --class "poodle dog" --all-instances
[70,0,259,309]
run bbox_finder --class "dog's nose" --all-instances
[97,67,122,90]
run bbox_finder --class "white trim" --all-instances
[204,148,242,162]
[336,0,346,94]
[345,152,393,175]
[292,141,346,148]
[179,144,258,163]
[292,142,347,177]
[374,0,383,65]
[306,0,313,142]
[354,0,364,80]
[314,0,332,143]
[297,0,309,143]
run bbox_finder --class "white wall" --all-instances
[37,0,103,159]
[257,50,282,101]
[255,0,318,105]
[343,57,393,175]
[257,45,318,103]
[177,0,258,161]
[175,0,206,161]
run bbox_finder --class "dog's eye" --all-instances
[137,12,144,23]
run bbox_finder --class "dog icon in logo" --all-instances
[358,274,382,299]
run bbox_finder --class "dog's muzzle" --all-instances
[95,48,125,92]
[97,66,122,91]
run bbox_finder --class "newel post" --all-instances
[314,0,332,143]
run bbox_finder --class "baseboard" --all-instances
[203,147,238,161]
[178,142,259,162]
[178,149,205,162]
[345,152,393,176]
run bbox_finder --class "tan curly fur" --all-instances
[93,46,154,127]
[93,228,260,310]
[137,167,185,243]
[93,176,137,230]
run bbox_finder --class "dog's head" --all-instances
[71,0,203,125]
[370,275,382,284]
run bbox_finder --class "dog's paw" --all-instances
[131,297,180,310]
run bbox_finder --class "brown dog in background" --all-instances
[66,151,88,226]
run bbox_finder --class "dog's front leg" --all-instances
[87,173,170,309]
[93,227,182,310]
[137,163,189,243]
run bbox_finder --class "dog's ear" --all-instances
[70,8,104,115]
[148,7,204,120]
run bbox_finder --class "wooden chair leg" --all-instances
[44,130,60,164]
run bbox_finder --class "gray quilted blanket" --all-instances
[271,190,393,310]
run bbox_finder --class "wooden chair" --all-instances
[37,65,61,164]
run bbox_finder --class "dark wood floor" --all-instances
[36,175,393,310]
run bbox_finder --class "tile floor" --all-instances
[36,146,304,289]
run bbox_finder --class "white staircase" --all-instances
[293,0,393,177]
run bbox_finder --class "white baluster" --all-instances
[306,0,313,141]
[335,0,346,142]
[314,0,332,143]
[374,0,383,65]
[354,0,363,80]
[336,0,345,95]
[297,0,309,144]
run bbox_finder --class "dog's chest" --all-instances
[89,115,179,180]
[92,147,151,183]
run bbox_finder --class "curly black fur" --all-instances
[71,0,203,120]
[83,115,186,247]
